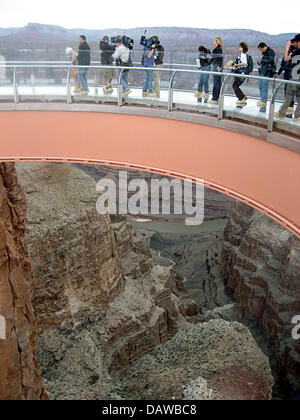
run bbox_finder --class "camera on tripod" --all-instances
[140,31,160,49]
[111,35,134,50]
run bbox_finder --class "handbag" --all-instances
[70,67,77,78]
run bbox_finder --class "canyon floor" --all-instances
[2,161,298,400]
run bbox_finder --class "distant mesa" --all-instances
[0,23,295,46]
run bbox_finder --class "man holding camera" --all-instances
[112,36,132,97]
[99,35,115,94]
[153,37,164,98]
[142,40,157,97]
[275,34,300,122]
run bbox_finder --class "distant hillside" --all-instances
[0,23,295,47]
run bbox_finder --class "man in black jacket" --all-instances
[77,35,91,95]
[99,36,115,94]
[257,42,276,112]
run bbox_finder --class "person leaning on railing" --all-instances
[65,47,81,93]
[194,45,212,104]
[275,34,300,123]
[208,37,223,105]
[77,35,91,96]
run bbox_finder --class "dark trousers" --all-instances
[232,78,246,100]
[284,74,295,108]
[212,71,222,101]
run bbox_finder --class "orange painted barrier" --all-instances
[1,110,299,238]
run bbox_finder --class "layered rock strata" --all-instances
[119,320,274,400]
[0,163,46,400]
[15,162,186,398]
[220,202,300,397]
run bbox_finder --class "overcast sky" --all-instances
[0,0,298,34]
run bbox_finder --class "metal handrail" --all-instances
[0,63,299,135]
[1,63,299,85]
[268,81,285,133]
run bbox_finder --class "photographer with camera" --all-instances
[112,36,133,97]
[153,36,164,98]
[99,35,116,95]
[275,34,300,122]
[257,42,276,112]
[275,37,298,118]
[140,35,157,97]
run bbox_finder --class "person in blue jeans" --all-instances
[142,43,156,97]
[195,46,211,103]
[77,35,90,95]
[257,42,276,112]
[112,37,132,97]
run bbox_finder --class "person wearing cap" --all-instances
[65,47,81,93]
[275,34,300,122]
[99,36,116,94]
[112,37,132,97]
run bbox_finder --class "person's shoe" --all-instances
[147,92,157,97]
[274,112,285,120]
[142,91,148,97]
[293,117,300,123]
[73,88,81,93]
[257,101,267,108]
[194,91,202,98]
[236,100,247,109]
[152,91,160,98]
[208,99,219,105]
[122,89,131,97]
[197,98,203,103]
[202,92,210,104]
[287,106,294,114]
[259,107,267,113]
[80,90,88,96]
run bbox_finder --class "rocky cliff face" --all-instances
[220,202,300,397]
[15,162,186,399]
[0,163,46,400]
[119,320,274,400]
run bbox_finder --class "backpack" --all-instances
[245,55,253,75]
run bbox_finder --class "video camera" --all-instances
[140,31,160,49]
[111,35,134,50]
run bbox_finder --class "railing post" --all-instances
[268,80,284,133]
[218,74,230,121]
[168,71,177,111]
[66,67,72,104]
[13,67,19,104]
[117,68,123,106]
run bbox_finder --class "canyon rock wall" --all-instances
[78,164,234,221]
[221,201,300,397]
[119,320,274,400]
[0,163,46,400]
[15,162,186,399]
